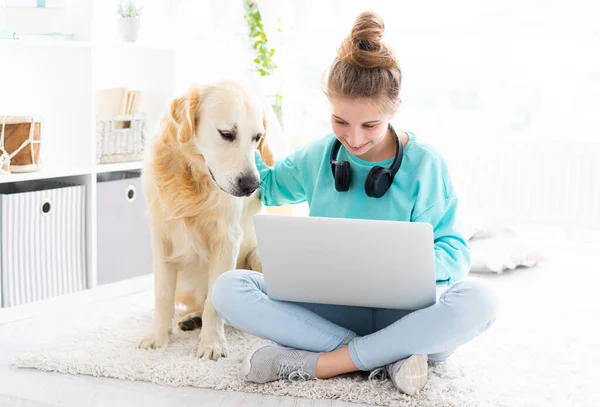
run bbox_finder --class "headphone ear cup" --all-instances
[365,166,392,198]
[333,161,351,192]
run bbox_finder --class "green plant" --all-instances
[117,1,143,18]
[271,91,283,124]
[243,0,283,125]
[243,0,277,76]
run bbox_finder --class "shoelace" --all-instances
[278,363,311,381]
[368,366,389,381]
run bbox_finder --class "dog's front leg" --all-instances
[246,247,263,273]
[138,234,177,350]
[197,234,240,360]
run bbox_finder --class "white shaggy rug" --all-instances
[10,272,599,407]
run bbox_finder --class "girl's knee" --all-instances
[449,279,499,323]
[212,269,258,316]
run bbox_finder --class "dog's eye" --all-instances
[219,130,235,141]
[254,134,263,143]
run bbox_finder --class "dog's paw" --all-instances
[177,311,203,332]
[178,316,203,331]
[137,331,170,350]
[197,337,229,360]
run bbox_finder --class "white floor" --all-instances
[1,225,599,407]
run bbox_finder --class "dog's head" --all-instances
[167,80,274,198]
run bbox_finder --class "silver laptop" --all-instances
[253,214,437,310]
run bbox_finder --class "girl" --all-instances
[212,11,498,396]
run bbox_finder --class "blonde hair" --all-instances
[325,11,402,115]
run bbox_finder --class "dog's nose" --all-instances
[237,175,259,196]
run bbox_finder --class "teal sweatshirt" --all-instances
[254,131,471,284]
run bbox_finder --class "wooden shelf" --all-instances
[92,41,175,52]
[0,166,92,184]
[95,161,144,174]
[0,161,146,184]
[0,39,92,48]
[0,39,174,52]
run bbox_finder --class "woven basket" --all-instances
[96,113,147,164]
[0,116,43,174]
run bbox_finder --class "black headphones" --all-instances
[330,124,403,198]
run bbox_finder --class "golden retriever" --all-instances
[137,80,274,360]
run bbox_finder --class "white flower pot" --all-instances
[117,17,140,42]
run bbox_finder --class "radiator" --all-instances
[450,141,600,229]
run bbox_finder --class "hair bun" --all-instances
[351,11,384,46]
[338,11,397,70]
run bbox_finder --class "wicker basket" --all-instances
[0,115,43,174]
[96,113,147,164]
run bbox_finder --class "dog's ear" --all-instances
[258,117,275,166]
[169,88,201,144]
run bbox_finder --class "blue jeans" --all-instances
[212,270,498,371]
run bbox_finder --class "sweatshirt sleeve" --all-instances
[410,149,471,283]
[255,150,307,206]
[412,196,471,283]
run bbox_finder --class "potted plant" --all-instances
[116,1,143,42]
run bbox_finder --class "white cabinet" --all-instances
[0,0,177,304]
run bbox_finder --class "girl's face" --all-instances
[330,97,397,162]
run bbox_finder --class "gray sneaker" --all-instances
[367,366,389,381]
[386,354,428,396]
[240,340,320,384]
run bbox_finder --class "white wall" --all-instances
[249,0,600,227]
[4,0,596,226]
[171,0,289,156]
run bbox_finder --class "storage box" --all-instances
[96,171,152,285]
[96,113,147,164]
[0,180,87,307]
